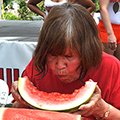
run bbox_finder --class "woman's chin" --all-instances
[59,77,74,83]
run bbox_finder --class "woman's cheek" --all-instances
[67,60,80,72]
[47,61,56,71]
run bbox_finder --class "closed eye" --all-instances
[64,53,72,57]
[64,55,72,58]
[50,54,57,59]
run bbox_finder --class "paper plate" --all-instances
[0,79,9,107]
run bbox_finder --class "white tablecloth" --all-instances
[0,40,37,92]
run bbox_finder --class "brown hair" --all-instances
[67,0,76,2]
[33,2,103,77]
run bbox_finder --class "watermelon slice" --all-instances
[18,76,97,112]
[0,108,81,120]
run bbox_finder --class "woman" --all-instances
[98,0,120,60]
[11,3,120,119]
[27,0,96,20]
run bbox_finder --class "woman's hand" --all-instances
[73,85,108,118]
[10,81,30,108]
[107,33,117,51]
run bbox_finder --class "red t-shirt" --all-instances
[22,52,120,119]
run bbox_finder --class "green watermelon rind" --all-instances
[18,77,97,112]
[0,108,5,120]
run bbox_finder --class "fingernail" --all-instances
[79,106,84,110]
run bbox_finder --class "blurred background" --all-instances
[0,0,99,21]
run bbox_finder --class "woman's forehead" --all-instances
[65,48,72,54]
[65,48,78,55]
[48,47,77,55]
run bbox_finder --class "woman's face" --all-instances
[46,49,81,83]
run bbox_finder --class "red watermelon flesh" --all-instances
[0,108,81,120]
[18,76,97,112]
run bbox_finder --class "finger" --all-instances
[94,85,101,94]
[109,44,115,50]
[12,88,21,101]
[89,85,101,103]
[11,81,18,92]
[73,103,94,116]
[11,85,22,103]
[108,42,117,50]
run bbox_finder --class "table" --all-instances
[0,40,37,93]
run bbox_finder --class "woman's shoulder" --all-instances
[21,58,34,77]
[102,52,119,62]
[102,52,120,67]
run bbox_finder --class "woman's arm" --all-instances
[27,0,46,20]
[76,0,96,13]
[99,0,117,50]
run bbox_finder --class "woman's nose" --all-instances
[56,56,66,69]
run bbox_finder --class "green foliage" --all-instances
[15,0,30,20]
[37,1,45,12]
[91,0,99,15]
[3,0,45,20]
[95,0,99,11]
[14,0,45,20]
[3,0,14,7]
[92,0,96,3]
[92,0,99,3]
[3,11,20,20]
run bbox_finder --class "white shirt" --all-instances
[100,0,120,24]
[45,0,67,16]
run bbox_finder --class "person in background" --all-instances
[27,0,96,20]
[69,0,96,13]
[11,3,120,120]
[98,0,120,60]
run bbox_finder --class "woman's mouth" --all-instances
[57,75,67,79]
[57,75,73,83]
